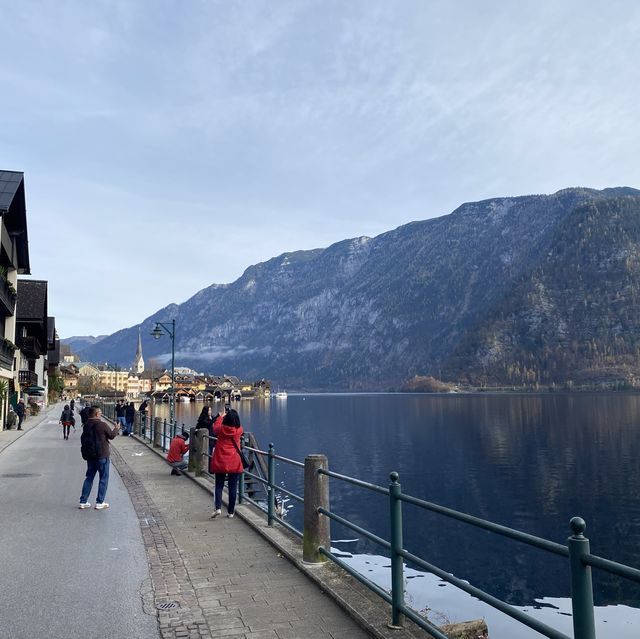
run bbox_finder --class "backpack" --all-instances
[81,422,100,460]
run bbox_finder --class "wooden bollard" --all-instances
[303,454,330,564]
[195,428,209,476]
[153,417,163,448]
[187,427,197,473]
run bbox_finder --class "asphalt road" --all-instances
[0,403,159,639]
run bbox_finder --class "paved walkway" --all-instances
[110,434,372,639]
[0,405,372,639]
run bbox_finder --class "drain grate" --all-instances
[156,601,179,610]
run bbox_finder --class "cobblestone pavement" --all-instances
[111,435,372,639]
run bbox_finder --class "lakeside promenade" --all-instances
[0,403,387,639]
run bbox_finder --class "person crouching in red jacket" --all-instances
[167,431,190,475]
[209,409,244,518]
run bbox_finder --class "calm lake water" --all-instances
[155,393,640,633]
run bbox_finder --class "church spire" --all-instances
[133,327,145,374]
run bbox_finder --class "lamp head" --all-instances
[151,324,163,340]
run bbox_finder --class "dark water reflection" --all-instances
[157,393,640,607]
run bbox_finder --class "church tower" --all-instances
[133,327,145,374]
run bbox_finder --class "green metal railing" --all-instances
[93,403,640,639]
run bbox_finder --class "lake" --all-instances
[154,392,640,636]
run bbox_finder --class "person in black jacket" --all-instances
[15,398,26,430]
[196,405,215,456]
[59,404,75,440]
[124,402,136,436]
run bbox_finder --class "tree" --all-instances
[77,375,98,396]
[48,374,64,402]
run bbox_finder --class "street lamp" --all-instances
[151,319,176,423]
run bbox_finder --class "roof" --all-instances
[0,170,30,274]
[16,279,48,322]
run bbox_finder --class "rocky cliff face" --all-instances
[73,187,640,389]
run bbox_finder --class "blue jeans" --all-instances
[214,473,240,514]
[80,458,110,504]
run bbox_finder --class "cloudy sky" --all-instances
[1,1,639,338]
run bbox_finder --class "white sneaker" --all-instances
[95,502,110,510]
[211,509,221,518]
[226,513,234,518]
[78,502,91,509]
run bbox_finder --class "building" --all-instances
[15,279,49,406]
[0,170,30,423]
[133,328,144,374]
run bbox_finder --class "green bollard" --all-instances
[389,471,405,628]
[267,443,275,526]
[568,517,596,639]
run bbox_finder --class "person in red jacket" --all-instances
[209,409,244,518]
[167,431,190,475]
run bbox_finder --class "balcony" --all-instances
[17,335,39,358]
[0,275,16,317]
[0,338,15,370]
[19,370,38,386]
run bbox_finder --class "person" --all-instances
[15,398,25,430]
[115,400,127,430]
[78,406,120,509]
[79,402,91,426]
[69,398,75,412]
[209,408,244,519]
[196,405,215,456]
[124,401,135,436]
[59,404,74,440]
[5,405,17,430]
[138,399,149,435]
[167,431,190,475]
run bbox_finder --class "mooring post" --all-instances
[389,471,405,628]
[568,517,596,639]
[303,454,330,564]
[153,417,162,448]
[195,428,209,476]
[187,427,198,473]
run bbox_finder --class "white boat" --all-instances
[275,391,288,399]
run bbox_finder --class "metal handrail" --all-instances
[399,492,569,557]
[318,468,389,495]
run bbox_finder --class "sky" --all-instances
[1,1,640,338]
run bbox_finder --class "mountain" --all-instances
[71,187,640,390]
[63,335,109,355]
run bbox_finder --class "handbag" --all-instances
[232,439,250,469]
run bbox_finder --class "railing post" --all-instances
[153,417,162,448]
[195,428,209,477]
[162,419,168,451]
[389,471,405,628]
[187,427,197,473]
[267,443,276,526]
[568,517,596,639]
[303,454,330,564]
[238,434,245,504]
[133,412,139,436]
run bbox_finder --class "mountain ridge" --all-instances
[67,186,640,390]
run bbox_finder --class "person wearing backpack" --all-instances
[78,406,120,510]
[59,404,74,440]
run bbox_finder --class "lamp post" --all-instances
[151,319,176,423]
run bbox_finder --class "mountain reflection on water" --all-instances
[158,393,640,611]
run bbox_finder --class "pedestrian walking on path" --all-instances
[209,408,243,518]
[15,398,25,430]
[79,406,120,509]
[59,403,74,440]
